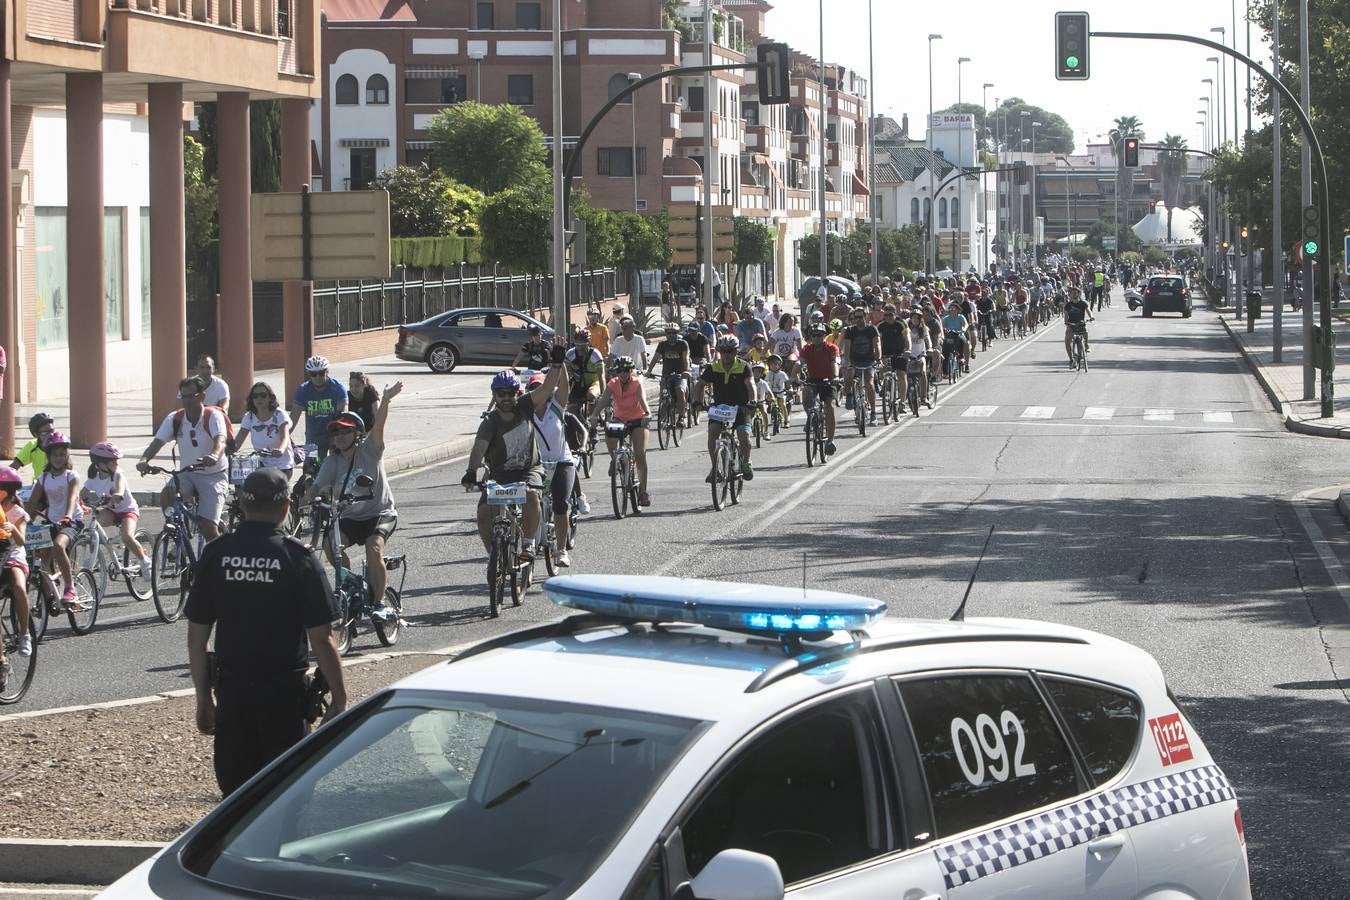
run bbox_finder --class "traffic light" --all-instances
[1221,239,1230,250]
[757,42,791,105]
[1123,138,1139,168]
[1302,204,1322,257]
[1239,226,1249,241]
[1054,12,1090,80]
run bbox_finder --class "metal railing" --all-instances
[312,265,618,338]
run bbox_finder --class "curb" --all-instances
[1218,314,1287,417]
[0,839,163,887]
[1284,414,1350,440]
[1337,490,1350,529]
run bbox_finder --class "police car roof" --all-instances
[391,613,1165,724]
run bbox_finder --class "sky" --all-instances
[757,0,1270,153]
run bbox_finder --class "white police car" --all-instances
[100,576,1250,899]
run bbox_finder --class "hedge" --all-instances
[390,235,485,268]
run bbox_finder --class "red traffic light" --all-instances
[1239,226,1249,240]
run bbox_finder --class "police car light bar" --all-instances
[543,575,886,635]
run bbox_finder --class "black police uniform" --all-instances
[185,471,336,795]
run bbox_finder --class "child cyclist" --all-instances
[24,432,82,607]
[82,442,151,579]
[765,354,790,426]
[0,465,32,691]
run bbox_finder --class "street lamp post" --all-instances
[1018,110,1030,264]
[1270,0,1282,361]
[818,0,828,286]
[867,0,878,286]
[927,33,942,275]
[1030,121,1041,263]
[982,82,992,273]
[626,72,641,212]
[956,56,969,272]
[550,0,566,329]
[469,48,485,101]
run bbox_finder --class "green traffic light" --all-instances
[1304,240,1320,256]
[1066,55,1079,68]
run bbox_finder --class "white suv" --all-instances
[101,575,1251,899]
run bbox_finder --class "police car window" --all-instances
[680,690,894,885]
[1042,677,1141,785]
[896,675,1079,837]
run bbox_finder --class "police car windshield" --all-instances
[183,690,703,898]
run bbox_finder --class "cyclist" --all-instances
[290,356,348,462]
[306,382,402,607]
[585,309,611,359]
[12,412,56,480]
[463,371,544,561]
[877,305,910,414]
[25,431,82,607]
[512,323,552,372]
[138,377,229,542]
[750,361,772,438]
[765,354,790,425]
[525,351,576,566]
[976,286,996,347]
[1063,287,1094,365]
[1091,266,1107,309]
[799,325,840,455]
[238,381,295,478]
[747,333,771,366]
[0,466,32,680]
[591,356,652,508]
[564,327,606,416]
[824,318,844,351]
[646,321,690,423]
[701,335,755,482]
[940,301,969,376]
[905,306,933,409]
[768,313,804,382]
[609,316,649,372]
[82,441,151,578]
[841,307,881,425]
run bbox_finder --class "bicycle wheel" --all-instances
[151,530,189,624]
[486,540,506,618]
[880,377,892,425]
[609,451,626,520]
[512,547,529,607]
[65,569,99,635]
[854,388,867,436]
[626,460,642,517]
[0,589,37,705]
[25,573,51,644]
[711,443,727,510]
[804,410,818,468]
[580,443,593,479]
[333,588,355,655]
[656,398,670,450]
[373,586,402,647]
[728,447,742,505]
[73,531,108,598]
[123,530,153,601]
[753,413,763,449]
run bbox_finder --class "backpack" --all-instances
[173,406,238,456]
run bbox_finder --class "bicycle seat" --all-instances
[383,554,405,571]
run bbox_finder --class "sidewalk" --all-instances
[1218,295,1350,440]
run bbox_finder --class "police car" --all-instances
[101,576,1250,899]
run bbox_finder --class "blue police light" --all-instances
[543,575,886,634]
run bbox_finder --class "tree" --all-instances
[480,177,552,272]
[427,102,548,195]
[374,164,483,238]
[195,100,281,193]
[1083,219,1141,254]
[1157,134,1189,243]
[878,225,923,273]
[183,135,218,277]
[617,212,670,272]
[576,201,624,269]
[732,217,774,299]
[984,98,1075,154]
[795,231,845,277]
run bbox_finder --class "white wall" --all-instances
[329,48,398,191]
[32,110,151,400]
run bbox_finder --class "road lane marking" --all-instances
[922,420,1261,433]
[963,406,998,417]
[1021,406,1055,418]
[1292,486,1350,617]
[1144,408,1174,421]
[1203,410,1234,423]
[1084,407,1115,420]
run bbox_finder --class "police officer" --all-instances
[186,466,347,796]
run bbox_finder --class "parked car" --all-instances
[394,307,553,373]
[1141,276,1192,318]
[797,276,865,309]
[102,575,1250,900]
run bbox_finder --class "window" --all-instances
[951,202,960,230]
[896,675,1080,838]
[104,208,124,340]
[476,1,494,28]
[596,147,646,178]
[742,101,758,127]
[334,73,359,105]
[276,0,290,36]
[507,74,533,105]
[365,74,389,105]
[681,691,894,885]
[35,208,68,349]
[348,148,376,190]
[910,197,920,224]
[938,197,948,229]
[684,85,705,112]
[405,75,466,105]
[139,207,151,338]
[607,73,634,104]
[1042,678,1141,785]
[515,1,540,29]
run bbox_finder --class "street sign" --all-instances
[251,189,391,281]
[667,203,733,265]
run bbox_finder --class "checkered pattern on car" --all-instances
[934,764,1235,889]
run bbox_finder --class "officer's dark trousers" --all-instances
[214,674,307,796]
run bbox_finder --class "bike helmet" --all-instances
[572,326,590,343]
[89,441,121,460]
[715,335,740,353]
[0,465,21,492]
[829,319,843,331]
[665,321,680,333]
[611,356,636,373]
[809,310,825,322]
[751,361,766,372]
[767,354,783,365]
[304,355,329,374]
[491,370,523,394]
[28,412,54,437]
[808,325,827,337]
[526,373,548,390]
[45,431,70,449]
[326,411,366,433]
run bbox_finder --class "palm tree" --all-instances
[1108,115,1145,229]
[1158,134,1189,243]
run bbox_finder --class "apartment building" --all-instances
[1,0,322,443]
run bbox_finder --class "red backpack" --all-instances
[172,406,238,456]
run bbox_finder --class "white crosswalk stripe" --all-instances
[1144,409,1175,421]
[1022,406,1055,419]
[1203,411,1234,423]
[1083,407,1115,420]
[963,406,998,417]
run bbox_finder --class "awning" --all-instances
[310,140,323,177]
[767,162,786,193]
[851,172,870,195]
[751,153,769,165]
[340,138,391,148]
[406,140,434,150]
[406,65,458,79]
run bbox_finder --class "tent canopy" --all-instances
[1133,202,1203,246]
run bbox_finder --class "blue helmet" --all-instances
[491,370,522,394]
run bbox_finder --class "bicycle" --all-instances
[904,357,927,417]
[686,363,705,425]
[25,517,99,635]
[577,397,600,479]
[289,443,322,543]
[537,462,564,575]
[652,374,685,450]
[876,363,898,425]
[607,422,643,519]
[767,391,787,436]
[749,401,769,448]
[1069,323,1089,372]
[707,404,743,511]
[996,307,1011,339]
[0,586,37,705]
[315,475,406,655]
[942,332,964,385]
[143,464,209,624]
[847,371,868,436]
[801,382,836,468]
[72,498,152,602]
[476,479,532,617]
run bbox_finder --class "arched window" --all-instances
[951,201,960,230]
[923,197,931,224]
[335,74,359,105]
[608,73,634,104]
[910,197,920,224]
[365,74,389,105]
[938,197,948,229]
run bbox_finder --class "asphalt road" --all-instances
[7,301,1349,894]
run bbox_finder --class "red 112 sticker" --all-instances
[1148,712,1194,767]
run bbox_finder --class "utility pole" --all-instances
[818,2,828,286]
[1271,4,1283,361]
[867,0,878,286]
[702,0,715,312]
[1299,0,1313,398]
[550,0,566,329]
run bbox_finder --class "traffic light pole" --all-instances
[925,165,1023,269]
[1092,29,1335,417]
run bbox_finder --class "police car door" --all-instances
[892,672,1140,899]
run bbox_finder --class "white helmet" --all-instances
[304,355,330,374]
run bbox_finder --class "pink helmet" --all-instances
[89,441,121,460]
[0,465,21,489]
[44,431,70,449]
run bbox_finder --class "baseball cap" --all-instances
[241,467,290,504]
